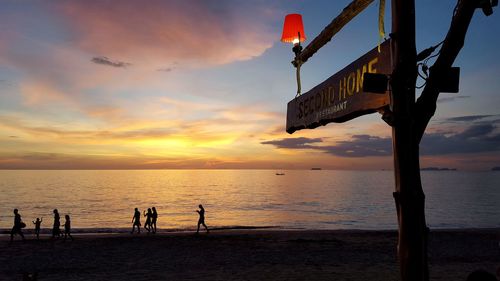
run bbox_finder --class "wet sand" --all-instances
[1,229,498,280]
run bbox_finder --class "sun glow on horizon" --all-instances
[0,1,499,170]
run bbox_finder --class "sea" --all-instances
[0,170,499,232]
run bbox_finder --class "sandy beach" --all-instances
[0,228,498,281]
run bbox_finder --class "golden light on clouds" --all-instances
[0,1,498,170]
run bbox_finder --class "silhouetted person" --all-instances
[10,209,25,242]
[196,204,209,234]
[63,215,73,241]
[52,209,61,238]
[32,217,42,240]
[131,208,141,234]
[144,208,153,233]
[151,207,158,234]
[466,270,497,281]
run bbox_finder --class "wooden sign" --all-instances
[286,40,392,134]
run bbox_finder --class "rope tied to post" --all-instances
[294,59,303,97]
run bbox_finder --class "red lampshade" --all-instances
[281,14,306,44]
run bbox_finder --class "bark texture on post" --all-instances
[391,0,428,280]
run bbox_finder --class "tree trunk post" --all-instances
[391,0,429,280]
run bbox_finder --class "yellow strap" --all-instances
[378,0,386,53]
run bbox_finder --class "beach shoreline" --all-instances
[3,225,499,236]
[1,228,498,280]
[0,225,282,236]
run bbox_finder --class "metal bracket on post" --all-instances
[378,107,394,126]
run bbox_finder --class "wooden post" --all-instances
[284,1,485,280]
[390,0,429,280]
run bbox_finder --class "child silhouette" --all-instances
[32,217,42,240]
[63,215,73,241]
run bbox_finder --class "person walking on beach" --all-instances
[196,204,209,234]
[10,209,25,242]
[143,208,153,233]
[63,215,73,241]
[32,217,42,240]
[131,208,141,234]
[52,209,61,239]
[151,207,158,234]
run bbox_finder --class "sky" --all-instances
[0,0,499,170]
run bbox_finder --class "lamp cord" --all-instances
[295,31,303,97]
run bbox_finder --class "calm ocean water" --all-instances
[0,170,499,231]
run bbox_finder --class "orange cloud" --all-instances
[20,81,69,106]
[58,0,276,67]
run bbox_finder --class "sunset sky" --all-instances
[0,0,499,170]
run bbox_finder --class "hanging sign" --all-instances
[286,39,392,134]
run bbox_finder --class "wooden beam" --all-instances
[294,0,375,65]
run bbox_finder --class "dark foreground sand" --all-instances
[1,229,498,281]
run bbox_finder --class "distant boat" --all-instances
[311,168,322,170]
[275,172,285,175]
[421,167,457,171]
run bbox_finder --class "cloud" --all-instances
[95,128,176,139]
[456,124,494,138]
[261,137,323,149]
[437,95,470,103]
[445,115,494,122]
[420,124,500,155]
[91,56,131,68]
[0,114,177,140]
[0,106,276,148]
[261,135,393,157]
[214,105,282,122]
[19,80,71,106]
[0,151,287,170]
[157,67,173,72]
[262,123,500,157]
[0,79,14,87]
[84,105,127,122]
[57,0,277,67]
[0,34,117,107]
[321,135,392,157]
[19,152,61,161]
